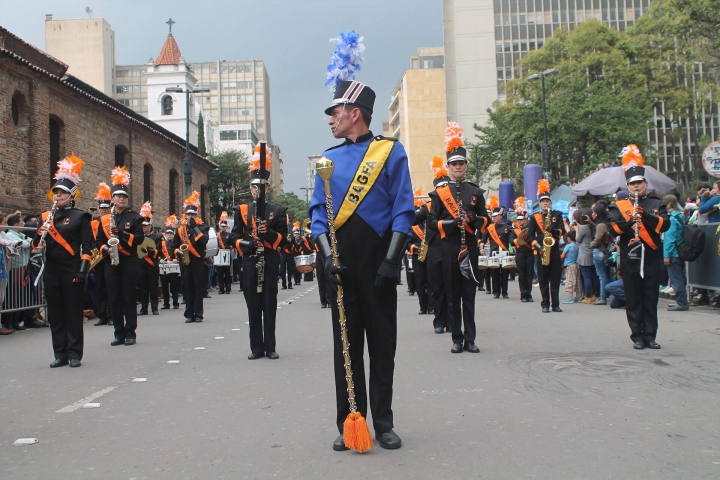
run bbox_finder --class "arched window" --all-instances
[12,92,30,131]
[161,95,173,116]
[143,164,153,202]
[115,145,128,167]
[169,169,179,215]
[49,115,65,185]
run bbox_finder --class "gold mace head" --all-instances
[316,157,334,181]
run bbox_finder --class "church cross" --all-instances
[166,18,175,34]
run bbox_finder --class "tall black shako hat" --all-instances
[110,166,130,197]
[445,122,467,163]
[324,80,376,116]
[249,143,272,185]
[50,153,85,200]
[621,144,646,184]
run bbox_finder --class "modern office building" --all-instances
[44,15,116,97]
[383,47,447,194]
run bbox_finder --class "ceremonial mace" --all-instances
[316,157,373,453]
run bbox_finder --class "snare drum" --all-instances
[205,228,219,258]
[310,252,317,268]
[487,253,501,269]
[477,256,489,270]
[501,255,516,269]
[294,254,314,274]
[160,262,181,275]
[214,249,231,266]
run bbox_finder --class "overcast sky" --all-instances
[2,0,443,196]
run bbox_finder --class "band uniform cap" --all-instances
[165,228,175,234]
[538,193,552,201]
[219,221,228,226]
[433,175,450,188]
[185,205,198,214]
[625,166,646,184]
[250,170,270,184]
[324,80,376,116]
[98,200,111,208]
[52,177,77,195]
[446,146,467,163]
[516,213,526,220]
[491,208,502,217]
[110,184,129,197]
[142,217,152,226]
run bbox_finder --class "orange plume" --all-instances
[184,191,201,208]
[514,196,527,213]
[293,221,300,229]
[219,211,228,223]
[537,179,551,195]
[249,142,273,172]
[165,215,178,228]
[444,122,465,153]
[94,182,111,201]
[111,166,130,186]
[139,201,152,219]
[488,195,499,210]
[621,144,644,170]
[54,152,85,184]
[413,188,425,207]
[430,156,448,179]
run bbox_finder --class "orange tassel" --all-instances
[343,412,373,453]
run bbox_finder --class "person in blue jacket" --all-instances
[663,195,690,311]
[698,180,720,223]
[310,80,414,452]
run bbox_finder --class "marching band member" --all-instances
[216,211,233,294]
[427,123,489,354]
[527,179,566,313]
[608,145,669,350]
[172,192,210,323]
[94,166,145,346]
[511,197,534,302]
[279,229,295,290]
[290,224,303,286]
[409,189,430,315]
[33,154,92,367]
[160,215,181,310]
[310,76,414,450]
[481,199,515,299]
[231,143,288,360]
[138,202,161,316]
[92,182,113,326]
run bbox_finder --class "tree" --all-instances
[272,192,309,226]
[207,149,250,224]
[197,112,207,157]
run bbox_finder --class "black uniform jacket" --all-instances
[93,208,144,261]
[427,180,489,247]
[413,202,439,248]
[231,202,288,260]
[481,221,516,253]
[160,236,179,261]
[526,210,565,255]
[217,230,233,252]
[608,195,669,268]
[171,220,210,259]
[33,207,92,277]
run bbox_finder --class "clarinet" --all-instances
[37,201,58,248]
[455,176,466,249]
[633,190,640,240]
[254,200,265,294]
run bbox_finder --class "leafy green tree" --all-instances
[272,192,309,226]
[208,149,250,223]
[197,112,207,157]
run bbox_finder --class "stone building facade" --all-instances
[0,26,215,221]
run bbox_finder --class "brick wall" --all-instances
[0,57,214,223]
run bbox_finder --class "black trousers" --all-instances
[316,255,332,306]
[183,256,206,319]
[332,215,396,435]
[105,257,140,340]
[404,255,415,292]
[623,258,661,344]
[491,266,509,296]
[441,244,478,345]
[161,272,180,307]
[216,266,232,293]
[139,261,159,310]
[412,254,429,311]
[426,245,446,329]
[45,270,84,361]
[279,253,293,288]
[94,261,110,321]
[243,254,280,353]
[536,253,562,309]
[516,250,535,300]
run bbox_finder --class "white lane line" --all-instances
[56,386,117,413]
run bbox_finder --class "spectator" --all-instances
[698,181,720,223]
[605,277,626,308]
[663,195,690,311]
[561,230,582,303]
[589,202,612,305]
[0,213,22,334]
[576,209,599,303]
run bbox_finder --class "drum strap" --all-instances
[218,233,226,249]
[162,239,172,260]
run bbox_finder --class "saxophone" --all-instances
[107,206,121,266]
[541,208,555,266]
[178,219,190,266]
[417,222,428,262]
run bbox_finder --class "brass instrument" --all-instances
[178,220,190,266]
[302,218,312,236]
[107,206,120,266]
[88,248,103,271]
[417,222,428,262]
[516,228,529,247]
[137,237,157,259]
[541,208,555,266]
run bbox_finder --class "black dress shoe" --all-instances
[138,309,148,316]
[173,305,179,309]
[493,294,500,299]
[646,341,661,349]
[503,294,509,299]
[69,359,81,368]
[419,309,428,315]
[94,318,108,326]
[111,338,125,346]
[266,351,280,359]
[161,305,170,310]
[451,343,463,353]
[195,317,203,323]
[552,307,562,312]
[50,358,68,368]
[464,342,480,353]
[633,341,645,350]
[125,338,136,346]
[248,352,265,360]
[108,320,114,325]
[152,310,159,315]
[427,309,434,315]
[288,285,293,289]
[526,297,534,302]
[218,291,225,295]
[478,287,485,291]
[185,317,194,323]
[521,298,528,303]
[281,286,287,290]
[485,290,492,295]
[375,429,402,450]
[203,295,212,299]
[332,435,349,451]
[434,327,445,334]
[542,307,550,313]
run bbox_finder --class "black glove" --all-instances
[375,231,410,289]
[73,259,90,283]
[187,217,196,227]
[146,247,156,257]
[316,233,346,292]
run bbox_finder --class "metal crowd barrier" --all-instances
[0,225,46,315]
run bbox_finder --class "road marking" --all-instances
[56,386,117,413]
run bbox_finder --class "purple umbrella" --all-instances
[571,165,676,197]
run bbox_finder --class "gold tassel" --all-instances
[343,412,373,453]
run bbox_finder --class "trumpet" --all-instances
[541,208,554,266]
[108,206,120,266]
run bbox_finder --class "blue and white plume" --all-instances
[325,30,365,91]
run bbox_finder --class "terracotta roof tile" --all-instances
[155,34,182,66]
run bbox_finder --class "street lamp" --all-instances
[527,68,558,179]
[165,85,211,197]
[472,144,489,185]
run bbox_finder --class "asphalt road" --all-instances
[2,277,720,479]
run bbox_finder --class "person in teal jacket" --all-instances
[663,195,689,311]
[698,181,720,223]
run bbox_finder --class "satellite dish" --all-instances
[85,7,93,18]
